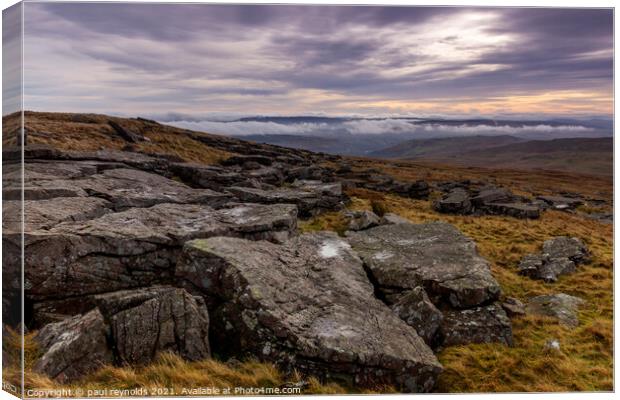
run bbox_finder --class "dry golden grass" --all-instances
[301,180,613,392]
[2,329,396,396]
[2,111,231,165]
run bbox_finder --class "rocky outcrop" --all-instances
[9,202,297,325]
[346,222,501,308]
[228,180,345,217]
[518,237,589,282]
[537,195,583,210]
[433,184,540,219]
[525,293,585,328]
[33,309,113,383]
[176,233,442,392]
[432,188,472,214]
[346,222,509,348]
[345,210,380,231]
[34,287,210,382]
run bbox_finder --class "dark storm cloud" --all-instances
[21,3,613,116]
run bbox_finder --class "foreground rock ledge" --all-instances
[176,233,443,392]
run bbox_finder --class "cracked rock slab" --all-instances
[95,287,210,365]
[11,203,297,324]
[346,222,501,308]
[228,180,344,217]
[176,232,442,392]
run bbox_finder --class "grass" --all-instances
[301,183,613,392]
[2,111,231,165]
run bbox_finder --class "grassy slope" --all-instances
[2,112,613,393]
[2,111,231,165]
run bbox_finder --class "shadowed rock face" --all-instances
[95,287,211,365]
[391,287,443,346]
[176,233,442,393]
[34,287,210,382]
[346,222,501,308]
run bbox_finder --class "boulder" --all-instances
[33,309,113,383]
[518,254,544,278]
[95,287,210,365]
[537,258,576,283]
[432,188,472,214]
[176,233,442,392]
[439,304,513,346]
[33,287,211,381]
[345,210,380,231]
[518,237,589,282]
[525,293,585,327]
[391,287,443,346]
[346,222,501,308]
[537,195,583,210]
[483,203,540,219]
[471,186,514,207]
[501,297,526,317]
[542,237,590,264]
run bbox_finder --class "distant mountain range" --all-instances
[371,136,613,176]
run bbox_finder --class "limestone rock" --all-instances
[176,233,442,392]
[379,213,410,225]
[519,237,589,282]
[391,287,443,346]
[542,237,590,264]
[228,180,344,217]
[433,188,472,214]
[33,309,113,383]
[439,304,513,346]
[95,287,210,365]
[345,210,380,231]
[526,293,585,328]
[501,297,526,317]
[16,203,298,322]
[346,222,501,308]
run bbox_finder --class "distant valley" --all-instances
[372,136,613,176]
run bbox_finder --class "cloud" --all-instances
[19,4,613,117]
[163,117,597,138]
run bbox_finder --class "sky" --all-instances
[5,3,614,118]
